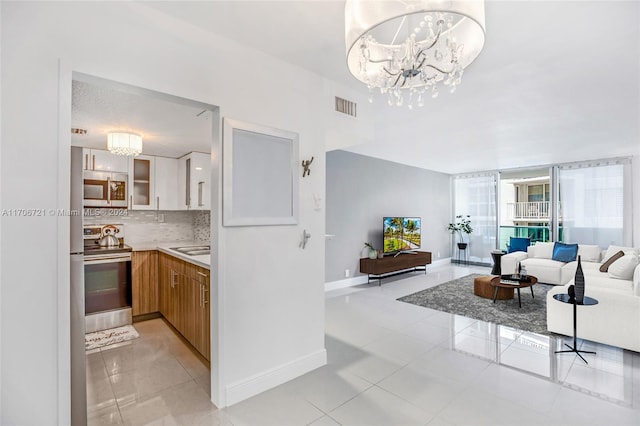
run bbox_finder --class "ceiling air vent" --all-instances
[335,96,357,118]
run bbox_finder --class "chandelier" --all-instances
[345,0,486,108]
[107,132,142,156]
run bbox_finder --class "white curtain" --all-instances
[558,159,631,248]
[453,173,497,265]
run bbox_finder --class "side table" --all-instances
[552,293,599,364]
[490,250,504,275]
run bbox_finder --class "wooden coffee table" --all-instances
[490,275,538,308]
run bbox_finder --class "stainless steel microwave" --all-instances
[83,170,128,208]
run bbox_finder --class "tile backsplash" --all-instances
[85,210,211,244]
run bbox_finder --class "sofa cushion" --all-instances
[528,242,554,259]
[508,237,530,253]
[599,250,624,272]
[552,242,578,262]
[608,254,639,280]
[577,245,602,263]
[602,245,639,264]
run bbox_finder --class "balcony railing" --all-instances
[506,201,550,220]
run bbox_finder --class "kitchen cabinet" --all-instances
[128,155,155,210]
[132,251,158,316]
[83,148,128,172]
[178,152,211,210]
[158,252,210,360]
[159,252,184,330]
[184,262,210,360]
[154,156,179,210]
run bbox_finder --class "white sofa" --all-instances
[501,242,603,285]
[502,243,640,352]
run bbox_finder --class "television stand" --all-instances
[393,250,417,257]
[360,251,432,285]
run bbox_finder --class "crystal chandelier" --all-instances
[345,0,486,108]
[107,132,142,156]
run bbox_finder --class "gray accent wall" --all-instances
[326,150,452,283]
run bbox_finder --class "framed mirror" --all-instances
[223,118,299,226]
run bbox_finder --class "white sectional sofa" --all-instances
[502,243,640,352]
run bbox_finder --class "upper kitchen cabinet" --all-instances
[178,152,211,210]
[83,148,128,173]
[128,155,155,210]
[155,156,179,210]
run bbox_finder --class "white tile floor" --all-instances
[87,264,640,425]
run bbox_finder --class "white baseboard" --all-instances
[225,349,327,406]
[324,275,369,291]
[324,258,452,292]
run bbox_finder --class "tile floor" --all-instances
[87,264,640,425]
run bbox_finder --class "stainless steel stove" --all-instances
[83,224,133,333]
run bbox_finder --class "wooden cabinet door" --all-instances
[132,251,158,316]
[159,252,183,328]
[179,263,197,346]
[194,266,210,360]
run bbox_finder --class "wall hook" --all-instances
[299,229,311,249]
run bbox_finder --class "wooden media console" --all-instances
[360,251,432,285]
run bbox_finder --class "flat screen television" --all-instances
[383,217,421,254]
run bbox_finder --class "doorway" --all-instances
[67,71,221,423]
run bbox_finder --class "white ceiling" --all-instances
[71,77,214,158]
[73,1,640,173]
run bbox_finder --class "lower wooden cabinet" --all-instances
[158,252,210,360]
[132,251,159,316]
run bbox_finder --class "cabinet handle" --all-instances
[157,196,160,211]
[199,283,203,307]
[107,177,111,202]
[92,155,95,171]
[170,270,177,288]
[196,271,208,278]
[129,195,133,209]
[85,154,89,170]
[202,286,209,307]
[198,182,204,207]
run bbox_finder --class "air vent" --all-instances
[335,96,357,118]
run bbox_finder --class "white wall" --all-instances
[325,150,452,283]
[0,2,373,423]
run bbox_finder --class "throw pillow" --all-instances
[577,245,602,263]
[608,254,639,280]
[599,250,624,272]
[552,242,578,262]
[602,245,638,264]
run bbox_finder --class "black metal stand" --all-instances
[553,294,598,364]
[367,266,427,286]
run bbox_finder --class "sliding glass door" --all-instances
[557,159,632,247]
[461,158,632,258]
[498,167,553,251]
[452,173,497,265]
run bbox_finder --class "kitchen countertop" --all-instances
[129,240,210,269]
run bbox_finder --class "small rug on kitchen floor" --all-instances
[397,274,554,336]
[85,325,139,351]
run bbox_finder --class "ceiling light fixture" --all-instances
[345,0,485,109]
[107,132,142,156]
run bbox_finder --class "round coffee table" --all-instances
[490,275,538,308]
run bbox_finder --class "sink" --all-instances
[170,245,211,256]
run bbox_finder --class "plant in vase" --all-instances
[364,242,377,259]
[447,215,473,249]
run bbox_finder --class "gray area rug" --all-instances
[398,274,554,336]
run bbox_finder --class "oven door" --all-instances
[84,253,131,315]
